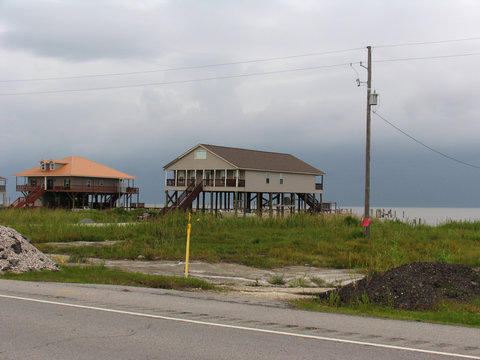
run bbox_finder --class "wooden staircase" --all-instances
[159,181,204,215]
[10,187,46,209]
[296,193,321,212]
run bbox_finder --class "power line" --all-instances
[4,49,479,96]
[375,36,480,49]
[3,45,480,96]
[373,110,480,170]
[3,50,479,96]
[0,47,364,83]
[374,51,480,64]
[0,61,353,96]
[2,36,479,83]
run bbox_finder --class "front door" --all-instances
[47,179,54,190]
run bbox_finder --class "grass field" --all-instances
[0,264,215,291]
[295,297,480,327]
[1,208,479,326]
[1,208,478,271]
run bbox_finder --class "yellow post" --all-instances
[185,212,192,278]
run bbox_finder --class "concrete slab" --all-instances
[49,253,364,301]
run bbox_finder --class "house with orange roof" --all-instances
[11,156,139,209]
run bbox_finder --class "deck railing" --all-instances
[214,179,225,187]
[16,185,37,192]
[17,184,138,194]
[167,178,246,188]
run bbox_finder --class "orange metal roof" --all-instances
[14,156,135,179]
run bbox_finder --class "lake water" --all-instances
[343,207,480,226]
[145,203,480,226]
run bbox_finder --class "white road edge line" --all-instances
[1,293,479,359]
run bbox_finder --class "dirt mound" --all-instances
[320,262,480,310]
[0,225,59,273]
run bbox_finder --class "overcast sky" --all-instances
[1,0,480,207]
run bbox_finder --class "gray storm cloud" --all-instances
[1,0,479,206]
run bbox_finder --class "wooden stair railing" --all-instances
[296,193,321,212]
[159,180,204,215]
[9,197,26,209]
[178,181,204,211]
[10,187,45,209]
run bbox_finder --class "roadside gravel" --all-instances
[0,226,58,273]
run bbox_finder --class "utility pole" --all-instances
[364,46,372,238]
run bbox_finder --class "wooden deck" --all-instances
[166,179,246,187]
[16,185,139,194]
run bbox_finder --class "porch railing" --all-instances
[166,178,246,188]
[17,184,138,194]
[16,185,37,192]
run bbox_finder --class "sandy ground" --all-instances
[50,244,364,301]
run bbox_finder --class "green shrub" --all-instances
[344,215,359,226]
[268,274,286,285]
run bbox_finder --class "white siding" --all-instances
[244,170,319,193]
[166,147,235,171]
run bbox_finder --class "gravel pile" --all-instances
[0,225,59,273]
[319,262,480,310]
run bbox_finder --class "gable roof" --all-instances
[165,144,325,175]
[14,156,135,179]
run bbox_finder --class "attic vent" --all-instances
[194,149,207,160]
[40,162,46,171]
[49,162,55,171]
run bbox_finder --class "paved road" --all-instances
[0,280,479,360]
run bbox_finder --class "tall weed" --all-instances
[1,209,479,271]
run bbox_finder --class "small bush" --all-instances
[268,274,286,285]
[289,276,309,288]
[328,291,340,307]
[344,216,359,227]
[349,229,364,239]
[310,277,325,286]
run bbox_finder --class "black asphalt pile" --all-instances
[319,262,480,310]
[0,225,59,273]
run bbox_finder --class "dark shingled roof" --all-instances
[200,144,324,175]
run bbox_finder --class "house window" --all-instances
[194,149,207,160]
[266,172,270,184]
[30,179,37,186]
[64,179,70,189]
[86,179,91,187]
[49,162,55,171]
[279,173,284,185]
[40,162,46,171]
